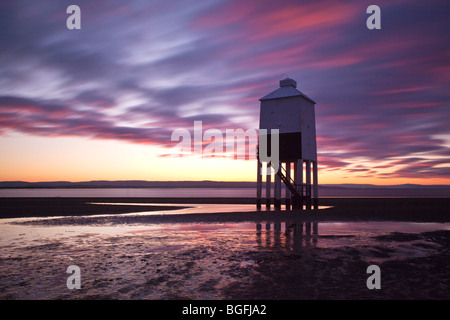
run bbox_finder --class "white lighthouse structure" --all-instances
[256,77,318,210]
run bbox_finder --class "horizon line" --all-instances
[0,180,449,188]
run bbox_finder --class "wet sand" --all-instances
[0,197,449,222]
[0,197,449,300]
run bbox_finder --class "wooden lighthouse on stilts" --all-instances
[256,77,318,211]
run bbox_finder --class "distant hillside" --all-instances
[0,180,255,188]
[0,180,449,189]
[320,183,450,189]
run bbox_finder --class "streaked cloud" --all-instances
[0,0,448,182]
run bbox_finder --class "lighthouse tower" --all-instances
[256,78,318,210]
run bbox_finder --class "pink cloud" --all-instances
[247,1,360,40]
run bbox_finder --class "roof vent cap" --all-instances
[280,78,297,88]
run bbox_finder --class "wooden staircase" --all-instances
[276,164,305,209]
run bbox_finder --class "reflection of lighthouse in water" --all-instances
[256,221,319,250]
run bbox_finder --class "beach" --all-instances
[0,197,449,300]
[1,197,449,221]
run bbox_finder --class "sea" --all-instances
[0,187,448,198]
[1,186,449,300]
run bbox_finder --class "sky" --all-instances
[0,0,449,185]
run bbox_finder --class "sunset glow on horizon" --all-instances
[1,0,449,185]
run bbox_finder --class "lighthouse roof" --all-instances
[259,78,316,104]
